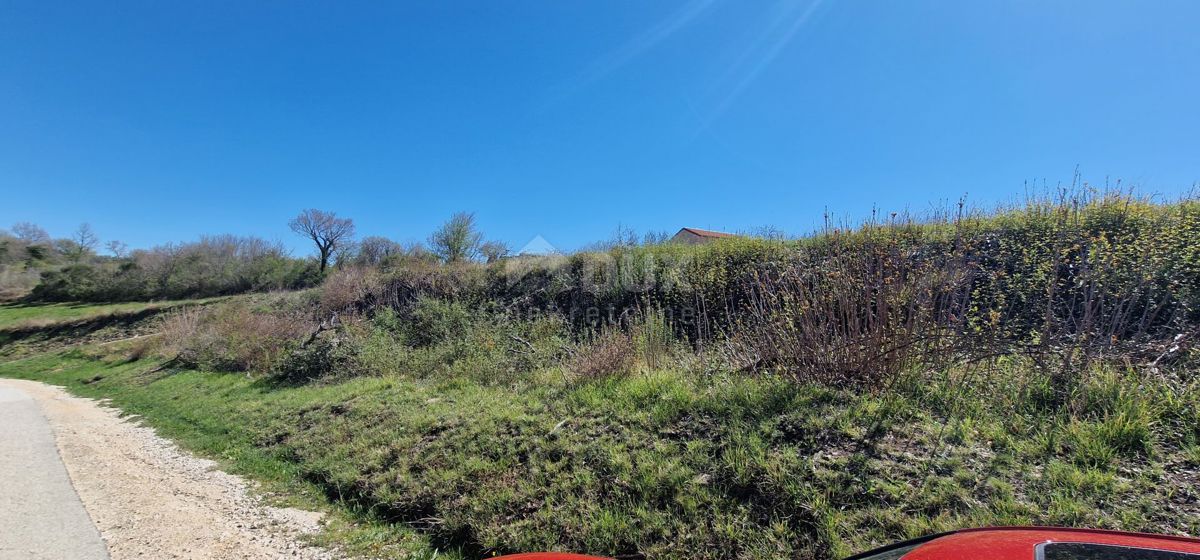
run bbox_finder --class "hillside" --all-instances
[2,195,1199,559]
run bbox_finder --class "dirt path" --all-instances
[0,378,337,560]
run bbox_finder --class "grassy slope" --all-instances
[0,298,229,362]
[2,347,1197,560]
[0,299,219,330]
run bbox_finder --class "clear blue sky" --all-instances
[2,1,1198,253]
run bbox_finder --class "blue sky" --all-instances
[2,1,1198,254]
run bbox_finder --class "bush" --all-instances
[159,300,315,372]
[318,266,379,316]
[274,334,357,383]
[406,296,473,347]
[569,328,636,381]
[0,264,39,301]
[723,245,968,386]
[31,264,100,301]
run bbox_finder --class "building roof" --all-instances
[676,227,737,239]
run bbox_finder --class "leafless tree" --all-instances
[481,240,509,263]
[106,240,129,258]
[429,212,483,263]
[641,230,672,245]
[62,223,99,262]
[289,209,355,272]
[75,223,98,251]
[11,222,50,244]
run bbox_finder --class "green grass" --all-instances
[2,348,1197,560]
[0,298,221,330]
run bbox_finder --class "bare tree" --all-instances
[289,209,355,272]
[106,240,129,258]
[11,222,50,244]
[429,212,483,263]
[75,223,98,251]
[355,236,403,266]
[65,223,99,262]
[480,240,509,263]
[613,223,639,248]
[642,230,672,245]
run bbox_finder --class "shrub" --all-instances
[723,244,969,386]
[274,334,357,383]
[125,333,158,362]
[569,328,636,381]
[361,304,568,385]
[159,300,315,372]
[31,264,100,301]
[318,266,379,317]
[406,296,473,347]
[0,264,39,301]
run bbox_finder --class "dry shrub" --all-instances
[724,243,972,387]
[0,265,39,301]
[319,266,381,317]
[720,193,1200,391]
[313,262,487,322]
[159,302,315,372]
[157,306,205,352]
[569,328,637,381]
[373,263,487,313]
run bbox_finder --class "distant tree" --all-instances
[105,240,129,258]
[642,230,671,245]
[288,209,356,273]
[400,242,438,264]
[480,240,510,263]
[748,225,789,241]
[612,223,639,248]
[69,223,99,262]
[355,236,404,266]
[11,222,50,244]
[429,212,483,263]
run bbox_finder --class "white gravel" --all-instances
[0,378,339,560]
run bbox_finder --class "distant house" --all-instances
[671,227,738,245]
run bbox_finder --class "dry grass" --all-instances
[569,328,637,381]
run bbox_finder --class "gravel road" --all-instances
[0,378,337,560]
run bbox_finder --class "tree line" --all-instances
[1,209,511,302]
[290,208,511,270]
